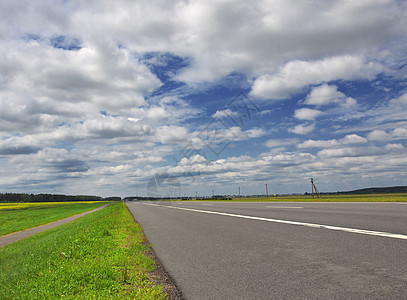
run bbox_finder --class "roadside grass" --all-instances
[0,202,165,299]
[182,193,407,202]
[0,201,109,236]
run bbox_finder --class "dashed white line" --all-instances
[266,206,303,209]
[141,203,407,240]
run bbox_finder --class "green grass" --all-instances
[0,202,165,299]
[184,193,407,202]
[0,202,109,236]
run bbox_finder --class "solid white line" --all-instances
[266,206,304,209]
[141,203,407,240]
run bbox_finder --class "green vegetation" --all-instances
[0,202,109,236]
[338,186,407,194]
[0,202,165,299]
[174,193,407,202]
[0,193,103,203]
[227,193,407,202]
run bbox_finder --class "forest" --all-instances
[0,193,104,203]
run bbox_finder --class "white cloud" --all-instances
[343,97,357,108]
[317,147,354,158]
[305,84,345,105]
[294,108,323,120]
[156,126,189,144]
[304,84,357,108]
[246,128,266,138]
[318,147,371,158]
[91,165,132,176]
[341,134,367,144]
[1,0,404,87]
[264,139,299,148]
[212,109,239,119]
[367,130,392,141]
[385,143,404,151]
[250,56,383,100]
[0,40,160,115]
[392,128,407,138]
[0,136,42,155]
[288,123,315,135]
[390,93,407,105]
[298,134,367,149]
[147,106,169,122]
[298,139,340,149]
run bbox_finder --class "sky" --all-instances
[1,0,407,198]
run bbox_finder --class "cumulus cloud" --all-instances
[297,134,367,148]
[156,126,189,144]
[341,134,367,144]
[0,136,42,156]
[367,128,407,142]
[1,39,161,113]
[390,93,407,105]
[392,128,407,138]
[264,139,299,149]
[288,123,316,135]
[317,147,385,158]
[294,108,323,120]
[385,143,404,151]
[250,56,384,100]
[246,128,266,138]
[367,130,392,141]
[305,84,344,105]
[298,139,340,149]
[304,84,357,107]
[212,109,240,119]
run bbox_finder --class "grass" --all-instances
[184,193,407,202]
[0,201,109,236]
[0,202,166,299]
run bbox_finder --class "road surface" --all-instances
[126,201,407,299]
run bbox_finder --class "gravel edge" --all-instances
[126,205,185,299]
[143,239,185,300]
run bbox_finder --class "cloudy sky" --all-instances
[1,0,407,197]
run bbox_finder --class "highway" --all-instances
[126,201,407,299]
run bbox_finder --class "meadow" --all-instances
[0,202,166,299]
[0,201,109,236]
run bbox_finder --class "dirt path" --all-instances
[0,204,110,248]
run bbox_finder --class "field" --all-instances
[0,201,109,236]
[0,202,166,299]
[195,193,407,202]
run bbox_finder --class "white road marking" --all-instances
[266,206,303,209]
[141,203,407,240]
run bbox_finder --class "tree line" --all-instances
[0,193,105,203]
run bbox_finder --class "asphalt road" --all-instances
[126,201,407,299]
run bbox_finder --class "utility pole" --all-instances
[265,183,269,198]
[212,189,214,197]
[238,186,241,197]
[310,178,320,198]
[196,191,198,199]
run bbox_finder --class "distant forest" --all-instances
[0,193,107,203]
[337,186,407,194]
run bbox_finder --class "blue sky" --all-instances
[0,0,407,197]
